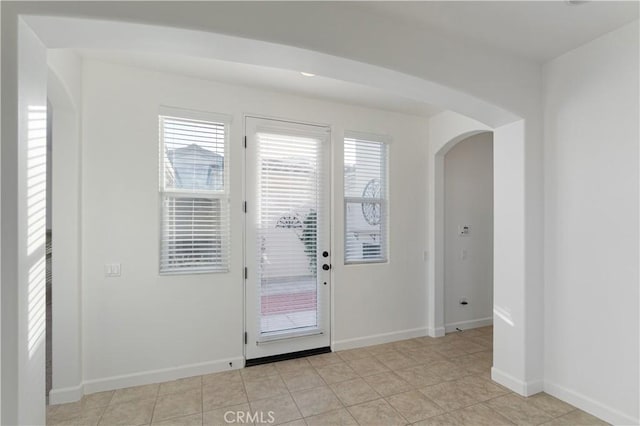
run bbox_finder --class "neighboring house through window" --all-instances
[159,108,230,273]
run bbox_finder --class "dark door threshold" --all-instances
[245,346,331,367]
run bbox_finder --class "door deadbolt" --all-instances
[322,251,329,258]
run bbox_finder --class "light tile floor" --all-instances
[47,327,609,426]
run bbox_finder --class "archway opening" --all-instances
[442,132,494,337]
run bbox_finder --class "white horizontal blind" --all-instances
[159,113,230,273]
[256,130,323,336]
[344,134,388,263]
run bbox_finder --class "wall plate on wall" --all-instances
[104,263,121,277]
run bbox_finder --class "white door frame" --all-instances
[243,115,332,361]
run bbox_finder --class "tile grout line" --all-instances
[312,377,350,424]
[477,385,578,421]
[380,392,412,426]
[280,368,306,424]
[316,357,409,425]
[239,366,252,418]
[292,360,352,423]
[149,383,161,425]
[94,395,110,426]
[200,375,204,426]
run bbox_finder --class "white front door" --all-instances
[244,117,331,360]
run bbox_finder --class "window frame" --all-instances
[158,106,232,275]
[343,131,390,265]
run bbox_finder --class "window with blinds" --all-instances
[159,111,230,274]
[344,133,388,263]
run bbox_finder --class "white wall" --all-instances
[543,21,639,425]
[0,4,3,420]
[492,119,536,393]
[0,18,49,425]
[444,133,493,331]
[46,101,52,230]
[80,59,429,390]
[429,111,541,395]
[47,49,84,403]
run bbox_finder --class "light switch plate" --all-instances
[105,263,121,277]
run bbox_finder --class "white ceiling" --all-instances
[58,1,638,118]
[365,1,639,62]
[75,49,443,118]
[32,1,639,66]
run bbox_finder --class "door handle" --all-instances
[322,264,331,271]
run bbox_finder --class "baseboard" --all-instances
[491,367,543,397]
[427,326,445,338]
[444,317,493,334]
[49,383,84,405]
[544,381,638,426]
[332,327,428,351]
[82,356,245,395]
